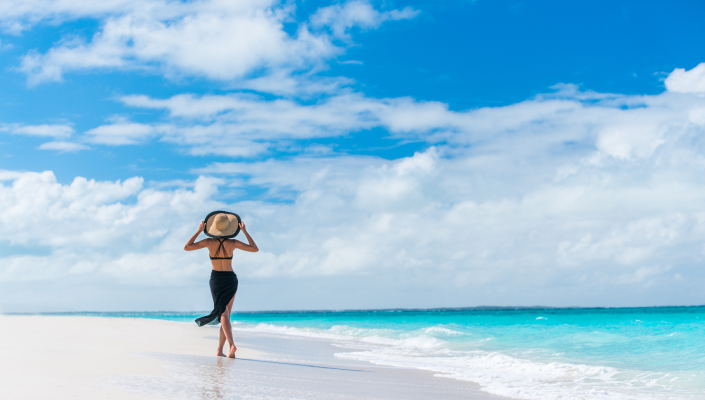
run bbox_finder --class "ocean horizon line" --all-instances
[7,303,705,316]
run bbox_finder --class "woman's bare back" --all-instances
[206,238,236,271]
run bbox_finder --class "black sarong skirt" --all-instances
[195,270,238,327]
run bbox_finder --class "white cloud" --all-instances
[3,121,705,307]
[0,170,25,181]
[665,63,705,94]
[38,141,89,152]
[0,0,147,30]
[84,121,161,145]
[105,79,705,164]
[11,0,413,87]
[310,0,419,39]
[113,92,386,156]
[595,123,666,160]
[0,171,223,285]
[1,123,74,138]
[4,56,705,308]
[121,93,251,119]
[0,0,141,34]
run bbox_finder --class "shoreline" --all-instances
[0,315,512,400]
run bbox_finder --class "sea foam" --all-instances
[232,321,703,400]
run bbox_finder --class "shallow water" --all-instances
[55,306,705,400]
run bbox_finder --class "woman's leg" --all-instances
[217,328,227,357]
[216,293,235,356]
[216,294,236,357]
[220,293,237,358]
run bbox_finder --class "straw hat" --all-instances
[204,211,240,238]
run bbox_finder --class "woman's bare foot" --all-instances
[217,350,226,357]
[228,345,237,358]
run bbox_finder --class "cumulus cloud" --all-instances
[11,0,413,87]
[665,63,705,94]
[196,139,705,284]
[3,119,705,307]
[2,85,705,308]
[0,171,225,285]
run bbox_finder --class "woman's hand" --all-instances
[235,221,258,252]
[185,221,208,251]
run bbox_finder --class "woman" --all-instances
[184,212,259,358]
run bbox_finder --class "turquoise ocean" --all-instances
[71,306,703,399]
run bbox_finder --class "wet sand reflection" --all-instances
[198,356,229,400]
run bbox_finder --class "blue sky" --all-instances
[2,0,703,184]
[0,0,704,311]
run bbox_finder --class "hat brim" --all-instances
[203,211,241,239]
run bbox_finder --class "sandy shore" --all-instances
[0,315,511,399]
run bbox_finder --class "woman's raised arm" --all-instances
[184,221,209,251]
[235,221,259,252]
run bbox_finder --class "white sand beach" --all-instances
[0,315,512,400]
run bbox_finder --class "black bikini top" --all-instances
[210,239,232,260]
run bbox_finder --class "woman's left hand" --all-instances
[198,221,206,232]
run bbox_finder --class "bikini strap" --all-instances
[215,239,226,258]
[210,238,233,260]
